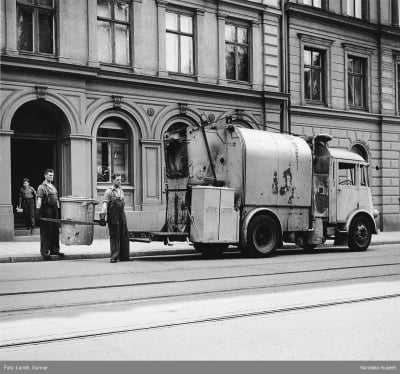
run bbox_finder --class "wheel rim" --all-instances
[354,222,369,246]
[253,223,274,253]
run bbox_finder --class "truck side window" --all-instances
[360,164,369,186]
[338,162,356,185]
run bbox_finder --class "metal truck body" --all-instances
[161,123,377,256]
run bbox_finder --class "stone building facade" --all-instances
[0,0,285,240]
[286,0,400,231]
[0,0,399,241]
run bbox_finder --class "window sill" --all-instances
[17,51,57,61]
[303,101,327,107]
[167,72,196,82]
[348,106,368,112]
[226,79,252,88]
[99,63,133,73]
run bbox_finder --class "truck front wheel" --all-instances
[348,215,372,251]
[246,215,279,257]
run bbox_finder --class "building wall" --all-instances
[0,0,286,240]
[1,0,398,241]
[287,1,400,230]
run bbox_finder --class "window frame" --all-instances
[97,0,132,66]
[303,47,325,104]
[165,9,195,75]
[224,21,250,83]
[302,0,325,9]
[16,0,56,55]
[298,34,333,107]
[96,121,130,184]
[343,44,373,112]
[346,0,368,20]
[347,55,367,110]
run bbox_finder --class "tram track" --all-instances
[1,262,400,315]
[2,261,400,297]
[1,291,399,350]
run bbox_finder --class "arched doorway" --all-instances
[11,100,70,229]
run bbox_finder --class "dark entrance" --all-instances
[11,100,70,230]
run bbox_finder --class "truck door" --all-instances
[336,161,359,222]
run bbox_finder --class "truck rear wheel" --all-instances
[246,215,279,257]
[194,243,227,258]
[348,215,372,251]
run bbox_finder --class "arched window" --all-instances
[96,118,130,183]
[164,122,188,178]
[351,143,369,163]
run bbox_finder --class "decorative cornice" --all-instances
[342,42,375,55]
[286,3,378,34]
[156,0,168,8]
[298,33,335,47]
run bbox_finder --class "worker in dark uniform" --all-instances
[99,173,130,263]
[36,169,64,260]
[18,178,36,233]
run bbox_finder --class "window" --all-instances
[225,24,249,82]
[360,164,369,186]
[347,0,366,19]
[97,119,129,183]
[165,11,194,74]
[164,123,188,178]
[338,163,356,185]
[304,48,325,103]
[97,0,130,65]
[17,0,55,54]
[303,0,323,8]
[348,56,366,108]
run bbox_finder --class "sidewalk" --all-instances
[0,231,399,263]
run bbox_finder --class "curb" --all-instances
[0,240,397,264]
[0,249,198,263]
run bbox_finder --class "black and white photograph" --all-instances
[0,0,399,373]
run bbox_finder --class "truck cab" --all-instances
[328,148,378,250]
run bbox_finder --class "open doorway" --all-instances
[10,100,70,231]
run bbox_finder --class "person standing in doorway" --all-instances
[18,178,36,233]
[99,173,130,263]
[36,169,64,260]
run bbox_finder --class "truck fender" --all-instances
[240,208,283,248]
[346,210,378,235]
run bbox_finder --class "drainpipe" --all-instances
[285,0,292,135]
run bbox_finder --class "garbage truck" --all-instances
[131,118,378,257]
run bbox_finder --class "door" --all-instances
[336,161,359,222]
[11,138,57,223]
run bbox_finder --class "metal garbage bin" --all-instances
[60,196,98,246]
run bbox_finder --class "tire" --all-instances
[245,215,280,257]
[194,243,227,258]
[348,215,372,251]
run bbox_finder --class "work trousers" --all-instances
[22,198,35,229]
[40,205,60,255]
[108,221,130,261]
